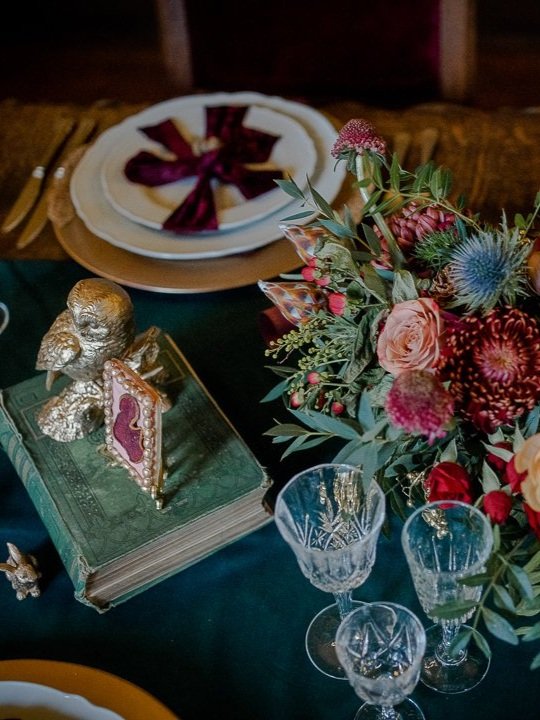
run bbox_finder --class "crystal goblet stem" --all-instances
[401,500,494,694]
[274,463,386,680]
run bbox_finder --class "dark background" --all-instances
[1,0,540,107]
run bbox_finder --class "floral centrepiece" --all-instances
[260,117,540,668]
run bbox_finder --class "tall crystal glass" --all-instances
[336,602,427,720]
[401,500,493,694]
[274,463,385,679]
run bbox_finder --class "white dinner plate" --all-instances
[101,104,317,232]
[70,92,346,261]
[0,681,124,720]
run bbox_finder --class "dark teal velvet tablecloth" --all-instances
[0,260,539,720]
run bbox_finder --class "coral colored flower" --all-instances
[307,372,320,385]
[483,490,512,524]
[377,298,443,376]
[385,369,454,443]
[301,266,316,282]
[514,433,540,511]
[437,307,540,433]
[426,462,474,504]
[524,503,540,540]
[331,401,345,415]
[328,292,347,316]
[331,119,387,158]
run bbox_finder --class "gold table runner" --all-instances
[2,97,540,261]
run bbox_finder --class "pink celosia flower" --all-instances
[331,119,387,158]
[377,298,443,376]
[385,369,454,443]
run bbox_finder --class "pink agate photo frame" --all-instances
[103,358,164,507]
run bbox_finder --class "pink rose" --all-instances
[483,490,512,524]
[377,298,443,376]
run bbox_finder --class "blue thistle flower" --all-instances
[446,224,530,312]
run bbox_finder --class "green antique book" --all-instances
[0,332,270,611]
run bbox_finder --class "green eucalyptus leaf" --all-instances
[493,584,517,614]
[279,210,316,222]
[360,264,389,303]
[358,391,376,431]
[307,178,335,218]
[391,270,419,303]
[440,438,458,463]
[531,652,540,670]
[280,434,327,458]
[521,620,540,642]
[449,628,473,656]
[482,607,519,645]
[458,573,492,587]
[472,628,492,658]
[508,563,535,600]
[318,218,357,239]
[481,461,501,493]
[430,600,477,620]
[361,223,382,256]
[290,408,361,440]
[261,378,291,402]
[483,443,514,463]
[264,424,311,437]
[275,177,306,200]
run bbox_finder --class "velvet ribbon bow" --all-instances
[124,105,284,234]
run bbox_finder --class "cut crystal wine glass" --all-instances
[336,602,427,720]
[401,500,493,694]
[274,463,385,679]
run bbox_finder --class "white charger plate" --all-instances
[0,681,124,720]
[70,92,346,261]
[101,104,317,232]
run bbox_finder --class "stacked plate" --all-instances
[60,92,346,293]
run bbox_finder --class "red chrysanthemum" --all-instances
[331,119,387,158]
[385,369,454,443]
[437,307,540,433]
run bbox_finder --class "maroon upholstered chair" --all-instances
[154,0,476,104]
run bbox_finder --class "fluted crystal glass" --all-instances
[401,500,493,694]
[274,463,385,679]
[336,602,427,720]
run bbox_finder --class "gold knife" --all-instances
[1,116,75,234]
[16,116,97,249]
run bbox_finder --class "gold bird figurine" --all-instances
[35,278,160,442]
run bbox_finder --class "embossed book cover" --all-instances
[0,333,270,611]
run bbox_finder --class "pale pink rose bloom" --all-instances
[515,433,540,511]
[377,298,443,376]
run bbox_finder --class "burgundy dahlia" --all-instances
[385,369,454,443]
[437,307,540,433]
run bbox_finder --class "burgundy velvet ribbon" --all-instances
[124,105,284,233]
